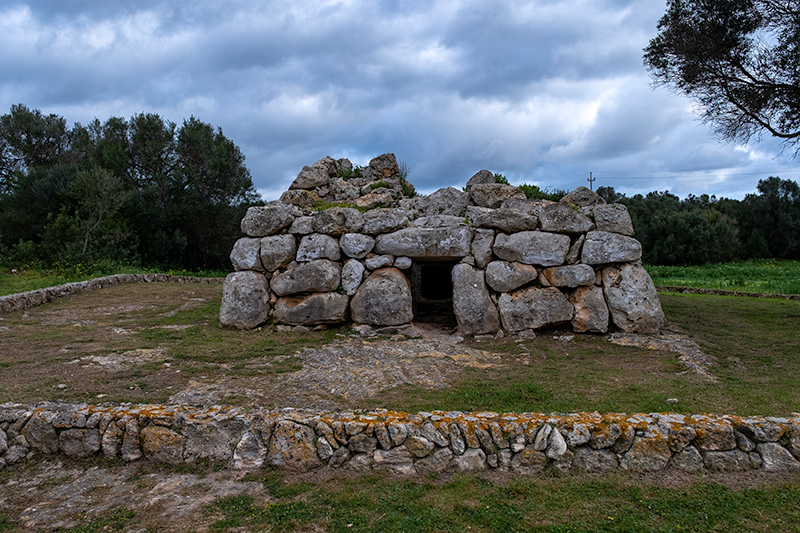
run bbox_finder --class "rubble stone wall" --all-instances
[221,153,665,335]
[0,274,222,314]
[2,403,799,474]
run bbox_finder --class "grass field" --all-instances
[646,259,800,295]
[0,263,226,297]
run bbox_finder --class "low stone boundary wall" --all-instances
[2,403,799,475]
[0,274,223,313]
[657,286,800,301]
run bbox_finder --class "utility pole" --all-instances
[587,172,595,191]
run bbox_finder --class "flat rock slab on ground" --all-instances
[168,334,503,409]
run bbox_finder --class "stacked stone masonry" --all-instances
[220,153,665,335]
[2,403,800,475]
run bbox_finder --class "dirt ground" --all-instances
[0,281,792,530]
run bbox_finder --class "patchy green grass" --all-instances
[0,263,226,297]
[205,472,800,532]
[647,259,800,295]
[61,506,136,532]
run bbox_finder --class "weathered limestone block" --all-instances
[466,206,538,232]
[259,234,296,271]
[271,259,341,296]
[757,443,800,472]
[340,233,375,259]
[351,268,413,326]
[374,226,472,259]
[357,191,394,210]
[230,237,263,271]
[267,421,321,469]
[373,446,417,475]
[411,215,466,228]
[296,233,341,262]
[465,169,495,189]
[341,259,365,296]
[362,153,401,181]
[510,446,548,474]
[560,186,606,208]
[101,422,123,458]
[394,256,412,269]
[602,263,665,334]
[565,235,585,264]
[570,286,609,333]
[694,420,737,452]
[493,231,570,267]
[289,164,330,190]
[233,430,268,470]
[573,447,619,472]
[670,445,705,472]
[362,208,410,235]
[453,448,488,472]
[471,229,495,269]
[122,418,142,461]
[703,449,759,471]
[416,448,454,473]
[219,271,270,329]
[498,287,574,333]
[184,419,246,462]
[273,293,349,325]
[365,254,394,270]
[485,261,538,293]
[581,231,642,264]
[241,202,301,237]
[141,425,185,464]
[619,436,671,471]
[585,204,635,236]
[20,412,59,454]
[536,203,594,234]
[541,264,595,287]
[451,264,501,335]
[422,187,470,217]
[59,428,101,458]
[279,189,320,207]
[469,183,526,208]
[312,207,365,235]
[289,216,314,235]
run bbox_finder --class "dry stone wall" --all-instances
[2,402,800,475]
[221,154,664,336]
[0,274,222,314]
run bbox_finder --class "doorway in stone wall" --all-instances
[409,260,458,329]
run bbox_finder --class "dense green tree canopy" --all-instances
[645,0,800,150]
[0,105,261,270]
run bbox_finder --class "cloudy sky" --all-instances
[1,0,797,200]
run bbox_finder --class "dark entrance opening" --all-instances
[409,260,458,328]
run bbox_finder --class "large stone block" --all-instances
[230,237,263,271]
[541,264,595,287]
[240,202,301,237]
[219,271,270,329]
[341,259,365,296]
[581,231,642,264]
[498,287,574,333]
[296,233,341,262]
[350,268,413,326]
[485,261,538,293]
[559,186,606,208]
[340,233,375,259]
[267,421,321,469]
[469,183,526,208]
[602,263,665,334]
[466,206,538,233]
[141,425,185,464]
[452,264,500,335]
[273,292,349,325]
[471,229,495,269]
[289,164,330,190]
[374,226,472,259]
[271,259,341,296]
[362,208,410,234]
[536,203,594,234]
[422,187,470,217]
[570,285,609,333]
[259,234,296,271]
[312,207,365,235]
[493,231,570,267]
[585,204,635,236]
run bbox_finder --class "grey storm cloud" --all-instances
[0,0,797,200]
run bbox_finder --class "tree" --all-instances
[644,0,800,151]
